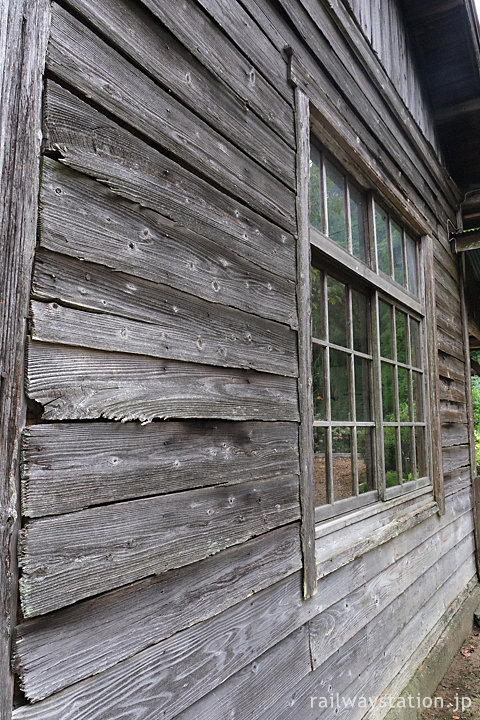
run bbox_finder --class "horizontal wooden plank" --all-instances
[439,376,466,404]
[441,421,469,447]
[44,81,297,274]
[20,474,300,617]
[15,523,302,700]
[440,399,468,425]
[21,420,299,517]
[436,326,466,362]
[174,626,311,720]
[59,0,294,188]
[140,0,295,143]
[442,444,471,473]
[47,5,295,230]
[438,351,465,382]
[31,250,297,374]
[39,160,297,323]
[26,341,299,422]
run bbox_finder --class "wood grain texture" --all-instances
[19,474,300,617]
[0,1,50,715]
[44,81,297,274]
[15,524,302,700]
[26,341,299,422]
[60,0,294,187]
[47,5,295,230]
[39,160,297,324]
[140,0,295,144]
[21,420,299,517]
[31,249,297,375]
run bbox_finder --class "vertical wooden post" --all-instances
[459,254,477,479]
[293,85,317,598]
[0,1,49,715]
[424,234,445,515]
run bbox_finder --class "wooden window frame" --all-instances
[291,56,444,599]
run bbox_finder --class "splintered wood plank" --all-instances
[19,474,300,617]
[40,160,297,324]
[15,524,302,700]
[140,0,295,143]
[442,444,471,473]
[47,5,295,229]
[44,81,297,274]
[59,0,294,187]
[31,249,298,374]
[26,341,299,422]
[21,420,299,517]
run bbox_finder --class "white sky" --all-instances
[475,0,480,21]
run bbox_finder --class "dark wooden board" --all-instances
[21,420,299,516]
[20,474,300,617]
[140,0,295,144]
[47,5,295,230]
[15,523,302,700]
[0,0,50,714]
[31,249,297,374]
[60,0,294,187]
[44,81,297,271]
[39,160,297,323]
[26,341,299,423]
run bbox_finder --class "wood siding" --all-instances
[7,0,477,718]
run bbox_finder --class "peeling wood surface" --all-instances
[21,420,299,517]
[44,81,297,273]
[19,475,300,617]
[39,160,297,324]
[26,341,299,422]
[15,524,302,700]
[31,249,297,375]
[47,4,295,230]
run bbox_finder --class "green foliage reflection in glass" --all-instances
[472,371,480,473]
[309,147,322,231]
[312,344,325,420]
[327,277,347,347]
[391,221,405,286]
[325,159,347,249]
[349,183,367,262]
[375,205,389,275]
[311,266,324,339]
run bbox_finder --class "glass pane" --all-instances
[332,428,353,501]
[357,428,374,494]
[309,146,322,231]
[412,371,424,421]
[312,344,325,421]
[328,276,347,348]
[379,300,392,359]
[352,289,368,353]
[410,318,421,368]
[375,204,389,275]
[330,349,350,421]
[401,427,413,483]
[391,221,404,286]
[384,427,399,487]
[355,357,371,421]
[381,362,394,421]
[313,427,327,506]
[415,427,427,478]
[395,310,407,363]
[398,366,409,421]
[311,266,324,339]
[349,184,367,262]
[405,234,418,295]
[325,159,347,248]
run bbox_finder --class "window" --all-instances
[308,145,429,521]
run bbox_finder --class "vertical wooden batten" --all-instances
[424,234,445,515]
[292,75,317,598]
[0,0,50,715]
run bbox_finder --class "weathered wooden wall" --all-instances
[7,0,477,718]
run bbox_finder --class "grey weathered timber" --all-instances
[173,627,312,720]
[140,0,295,144]
[442,422,469,447]
[442,445,471,473]
[47,5,295,230]
[20,474,300,617]
[44,81,297,267]
[292,86,316,598]
[453,229,480,252]
[438,351,466,382]
[60,0,294,187]
[425,235,445,514]
[31,250,297,375]
[459,254,477,479]
[15,524,302,700]
[40,160,297,324]
[21,420,299,516]
[26,341,299,422]
[0,1,50,717]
